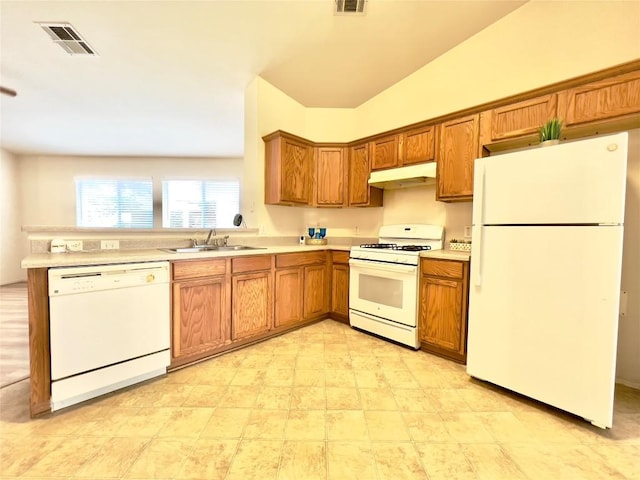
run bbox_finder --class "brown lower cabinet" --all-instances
[231,256,273,341]
[274,251,329,327]
[419,258,470,364]
[170,258,230,368]
[330,250,350,323]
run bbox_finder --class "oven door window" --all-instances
[359,274,403,308]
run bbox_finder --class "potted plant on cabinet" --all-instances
[539,117,563,146]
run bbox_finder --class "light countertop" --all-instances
[21,245,351,269]
[420,249,471,262]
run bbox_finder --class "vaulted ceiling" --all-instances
[0,0,526,157]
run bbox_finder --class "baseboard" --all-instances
[615,377,640,390]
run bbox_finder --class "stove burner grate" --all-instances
[359,243,432,251]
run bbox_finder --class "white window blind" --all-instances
[162,179,240,228]
[76,178,153,228]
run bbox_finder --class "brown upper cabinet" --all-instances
[400,125,436,165]
[264,131,313,206]
[436,114,481,202]
[370,125,436,171]
[557,70,640,127]
[480,94,558,144]
[265,61,640,205]
[264,132,382,208]
[370,135,399,170]
[314,146,347,207]
[348,142,383,207]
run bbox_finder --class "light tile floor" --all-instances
[1,320,639,479]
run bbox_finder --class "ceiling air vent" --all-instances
[38,23,97,55]
[335,0,367,15]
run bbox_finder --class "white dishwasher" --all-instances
[48,261,170,411]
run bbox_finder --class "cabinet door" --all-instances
[558,70,640,127]
[274,268,303,328]
[172,276,227,365]
[331,264,349,317]
[419,277,463,351]
[281,138,312,204]
[231,271,273,341]
[370,135,399,171]
[400,125,435,165]
[484,94,558,142]
[436,114,480,202]
[315,147,346,207]
[264,132,312,206]
[304,264,328,319]
[348,143,383,207]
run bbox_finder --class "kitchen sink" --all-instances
[162,245,265,253]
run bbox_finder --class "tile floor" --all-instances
[1,320,639,479]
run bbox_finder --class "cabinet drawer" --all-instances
[331,250,350,264]
[421,259,463,279]
[232,255,272,274]
[172,259,227,280]
[276,251,326,268]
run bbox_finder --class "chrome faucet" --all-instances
[205,228,216,245]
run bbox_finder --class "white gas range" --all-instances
[349,224,444,349]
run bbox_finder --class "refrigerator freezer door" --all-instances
[467,225,624,428]
[473,132,628,226]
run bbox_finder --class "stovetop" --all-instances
[350,224,444,266]
[359,243,433,252]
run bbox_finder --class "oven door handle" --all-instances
[349,258,417,274]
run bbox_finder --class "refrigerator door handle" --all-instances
[471,164,485,287]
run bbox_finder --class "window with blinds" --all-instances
[76,178,153,228]
[162,179,240,228]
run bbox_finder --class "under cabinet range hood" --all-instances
[368,162,437,189]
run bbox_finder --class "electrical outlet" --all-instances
[464,226,472,238]
[101,240,120,250]
[66,240,83,251]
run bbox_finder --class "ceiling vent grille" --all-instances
[38,23,97,55]
[335,0,367,15]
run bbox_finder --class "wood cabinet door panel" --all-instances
[281,139,311,204]
[420,259,463,279]
[231,272,272,340]
[304,265,328,319]
[172,277,226,360]
[420,277,462,351]
[172,259,226,280]
[490,95,558,140]
[401,126,435,165]
[331,264,349,317]
[316,147,346,206]
[371,135,399,171]
[276,251,325,269]
[274,268,303,328]
[331,250,350,264]
[348,143,370,206]
[562,71,640,126]
[437,114,479,201]
[231,255,272,274]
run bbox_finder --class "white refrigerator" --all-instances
[467,132,628,429]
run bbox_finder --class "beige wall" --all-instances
[18,155,244,227]
[354,0,640,137]
[0,149,27,284]
[617,129,640,388]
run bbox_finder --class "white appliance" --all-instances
[467,132,628,429]
[48,261,171,411]
[349,224,444,348]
